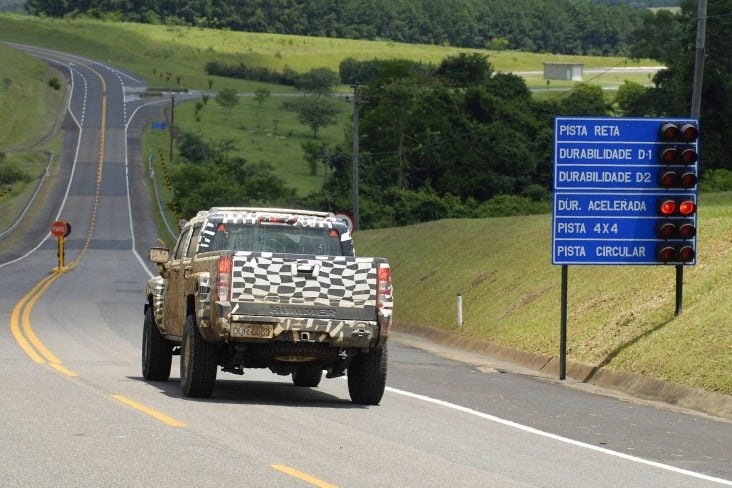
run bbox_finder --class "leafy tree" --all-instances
[559,84,608,115]
[436,53,492,88]
[294,67,340,97]
[282,97,340,138]
[254,88,271,108]
[301,140,330,176]
[170,135,295,217]
[215,87,239,114]
[629,0,732,171]
[613,81,653,116]
[26,0,646,56]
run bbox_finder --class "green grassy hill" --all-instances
[0,14,660,92]
[0,43,65,229]
[356,192,731,394]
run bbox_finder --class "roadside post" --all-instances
[51,220,71,272]
[551,117,699,380]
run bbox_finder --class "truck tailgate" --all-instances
[229,252,377,320]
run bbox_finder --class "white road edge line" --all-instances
[385,385,732,486]
[126,99,174,279]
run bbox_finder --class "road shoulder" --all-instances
[392,321,732,422]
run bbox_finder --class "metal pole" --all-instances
[675,265,684,316]
[351,83,360,230]
[690,0,707,119]
[560,265,568,380]
[58,236,64,271]
[676,0,707,316]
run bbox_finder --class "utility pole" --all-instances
[677,0,707,316]
[351,83,361,230]
[170,95,175,167]
[690,0,707,119]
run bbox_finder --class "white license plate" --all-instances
[231,323,273,339]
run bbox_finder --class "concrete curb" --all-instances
[393,321,732,421]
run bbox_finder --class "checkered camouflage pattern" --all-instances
[145,277,166,327]
[230,252,376,307]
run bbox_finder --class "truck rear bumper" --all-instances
[228,315,378,348]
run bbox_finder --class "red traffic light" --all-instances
[660,123,680,141]
[680,123,699,142]
[679,172,697,188]
[657,198,696,216]
[679,200,696,216]
[680,148,698,164]
[656,244,677,262]
[678,222,696,238]
[656,220,696,239]
[659,122,699,142]
[659,171,697,189]
[656,244,695,263]
[659,146,678,164]
[658,199,677,216]
[677,245,695,261]
[656,222,676,239]
[658,145,697,165]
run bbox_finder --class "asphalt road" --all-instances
[0,47,730,488]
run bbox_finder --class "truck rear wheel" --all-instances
[292,366,323,387]
[180,314,218,398]
[142,307,172,381]
[347,344,388,405]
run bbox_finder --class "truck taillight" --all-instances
[376,264,392,310]
[215,255,232,302]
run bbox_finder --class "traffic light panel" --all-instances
[655,120,698,264]
[658,121,698,189]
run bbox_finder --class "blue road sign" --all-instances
[552,117,698,266]
[152,121,167,130]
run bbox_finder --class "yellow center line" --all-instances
[22,271,64,364]
[10,58,108,370]
[10,273,57,364]
[111,395,187,428]
[49,363,79,377]
[270,464,338,488]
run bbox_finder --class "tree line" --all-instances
[26,0,645,56]
[173,0,732,228]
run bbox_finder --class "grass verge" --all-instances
[355,192,732,395]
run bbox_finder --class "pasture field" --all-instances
[0,14,660,91]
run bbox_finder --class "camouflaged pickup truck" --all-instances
[142,207,393,404]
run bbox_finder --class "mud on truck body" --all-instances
[142,207,393,404]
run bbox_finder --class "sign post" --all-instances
[51,221,71,271]
[551,116,699,379]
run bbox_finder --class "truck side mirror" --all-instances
[149,247,170,264]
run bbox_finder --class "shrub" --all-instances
[700,169,732,192]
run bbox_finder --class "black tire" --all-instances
[347,344,388,405]
[142,306,172,381]
[180,314,218,398]
[292,366,323,387]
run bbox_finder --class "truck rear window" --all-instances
[204,223,344,256]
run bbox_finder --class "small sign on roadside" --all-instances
[152,121,167,130]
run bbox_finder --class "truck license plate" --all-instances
[232,323,273,339]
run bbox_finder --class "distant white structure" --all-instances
[543,63,584,81]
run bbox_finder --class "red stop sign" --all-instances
[51,220,68,238]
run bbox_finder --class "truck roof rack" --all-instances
[208,207,334,218]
